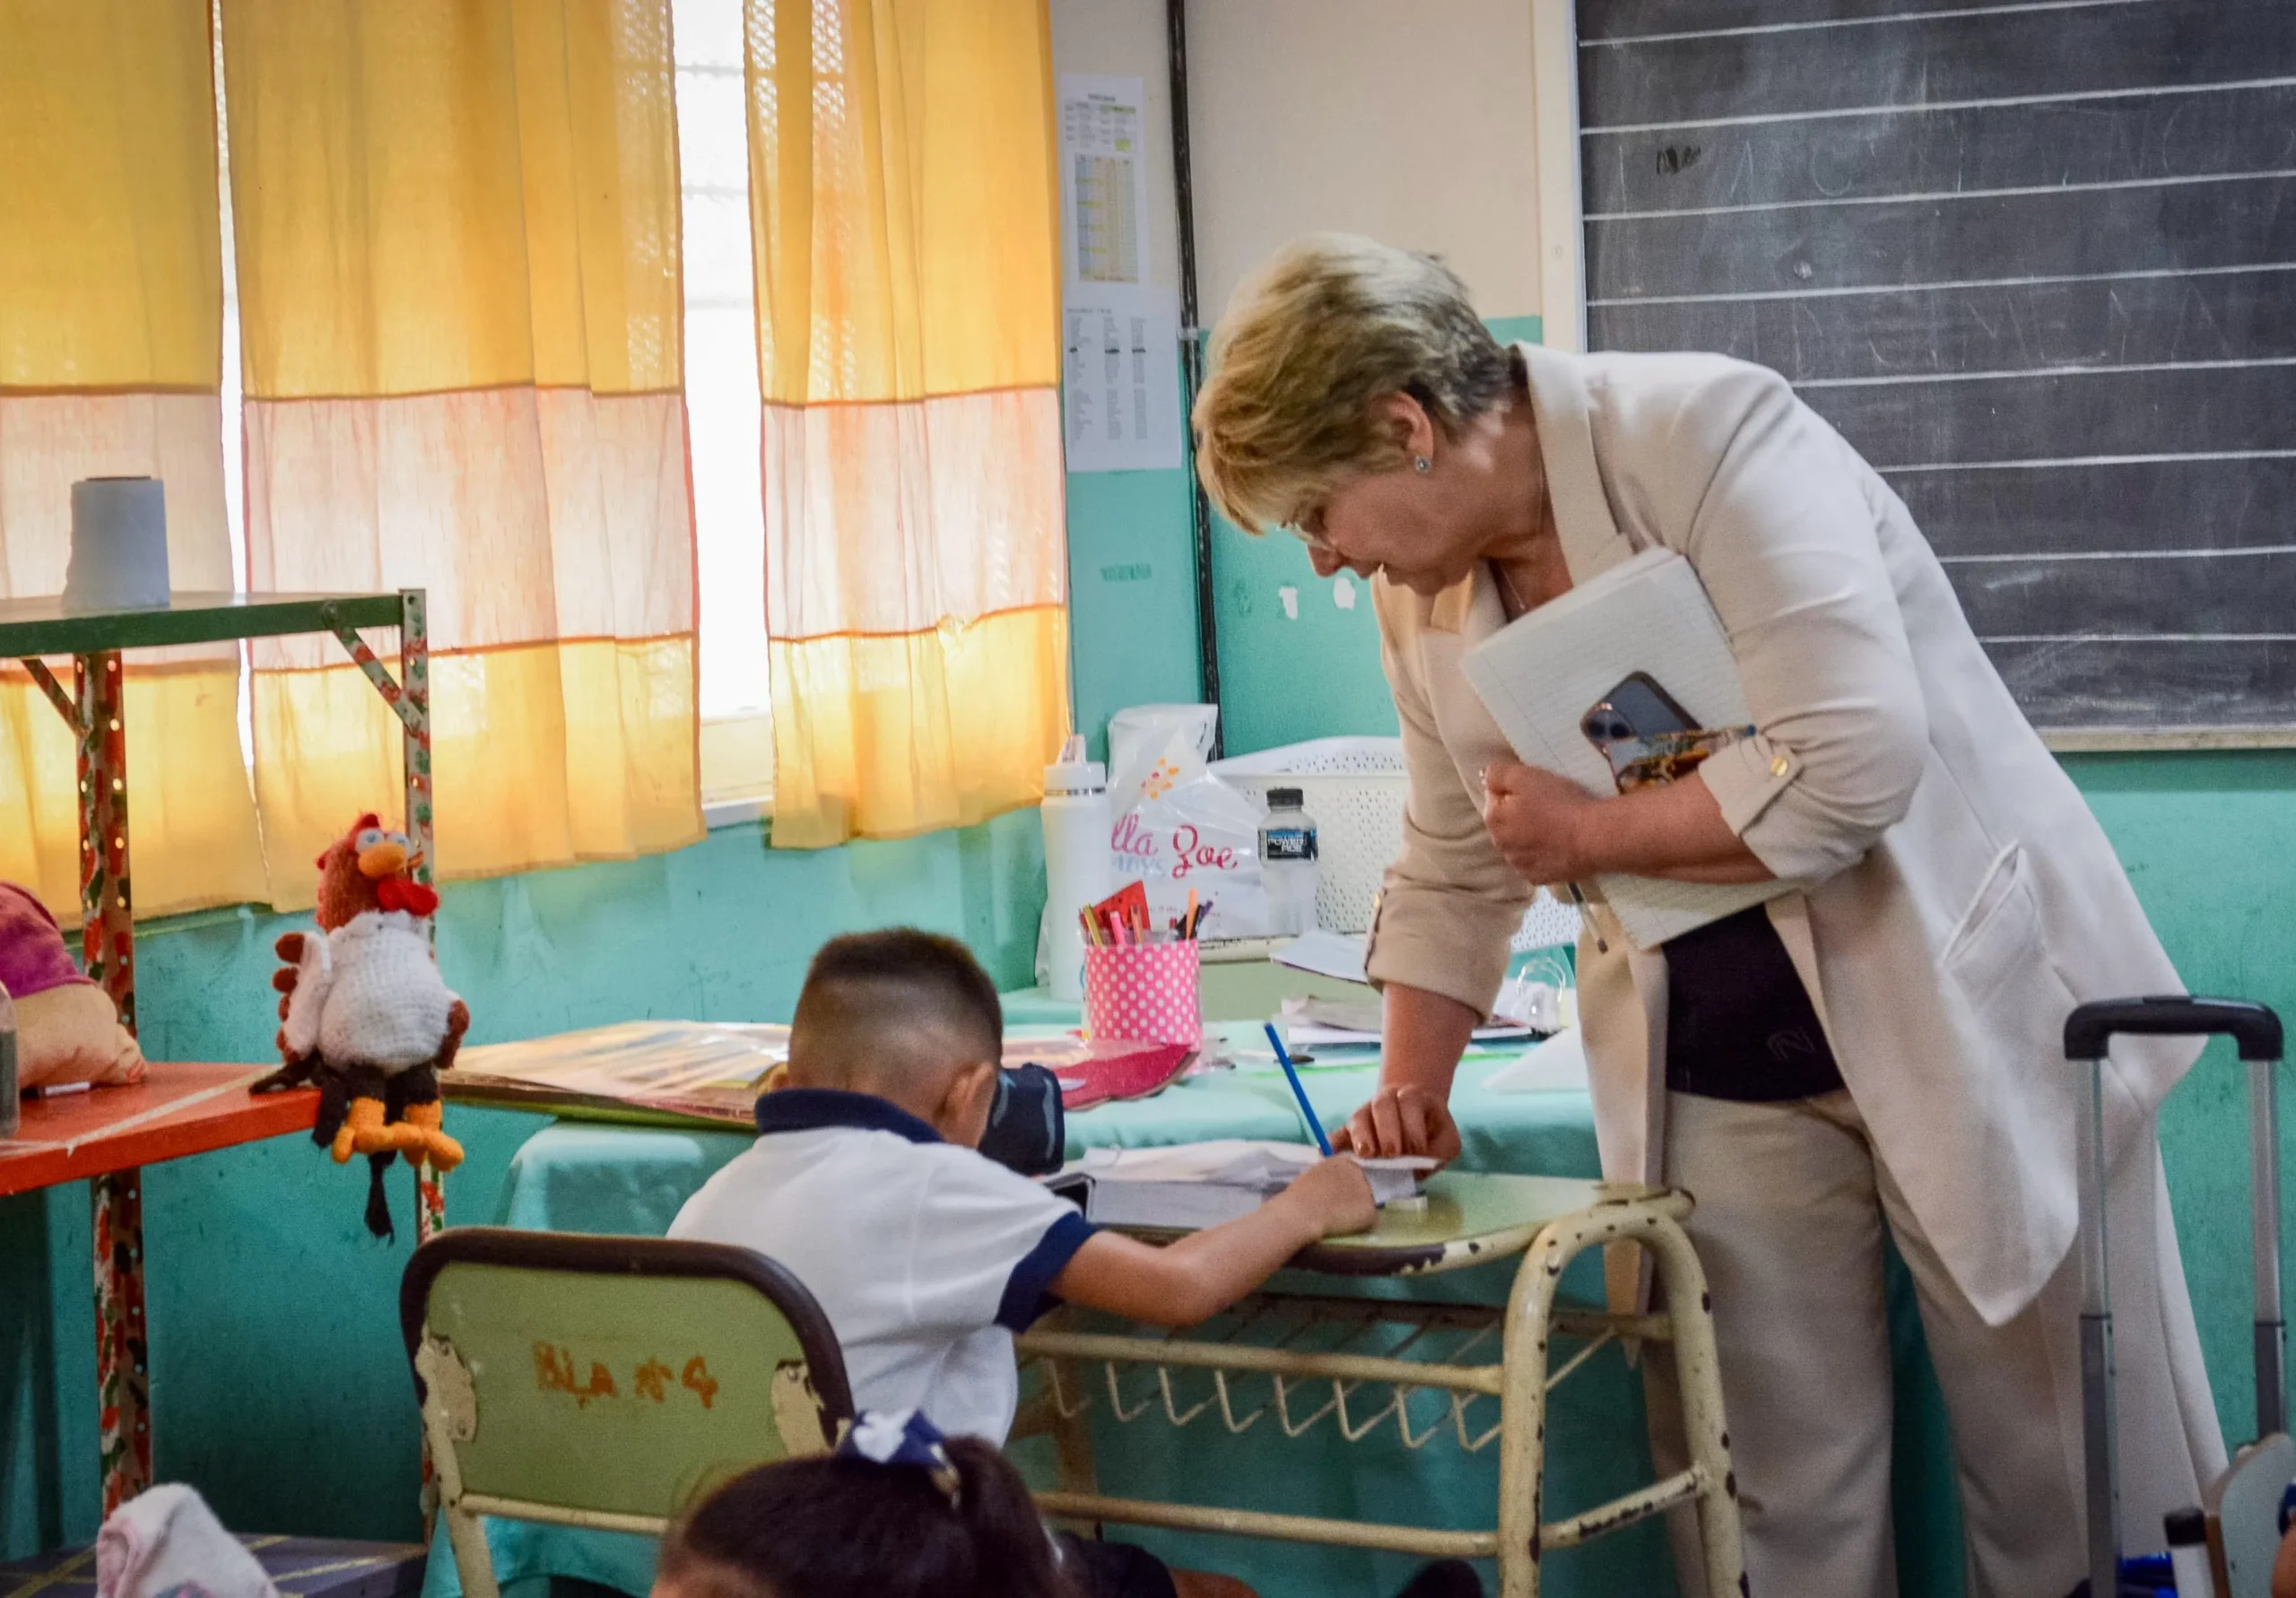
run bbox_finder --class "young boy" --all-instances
[669,929,1468,1598]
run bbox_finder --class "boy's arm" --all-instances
[1049,1158,1378,1327]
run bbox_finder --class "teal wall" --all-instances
[1,812,1045,1555]
[2078,751,2296,1452]
[1065,462,1205,761]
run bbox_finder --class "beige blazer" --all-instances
[1364,343,2196,1327]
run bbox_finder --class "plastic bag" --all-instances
[1109,704,1219,812]
[1106,705,1270,939]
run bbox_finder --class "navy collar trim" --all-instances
[753,1087,943,1146]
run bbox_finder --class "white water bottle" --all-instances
[1040,737,1113,1001]
[1257,786,1320,937]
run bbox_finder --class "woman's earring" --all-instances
[1413,456,1431,473]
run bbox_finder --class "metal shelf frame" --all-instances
[2,588,435,1515]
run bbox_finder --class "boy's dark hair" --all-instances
[658,1435,1077,1598]
[790,928,1004,1077]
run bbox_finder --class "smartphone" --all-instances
[1581,673,1695,749]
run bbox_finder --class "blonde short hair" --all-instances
[1192,233,1513,534]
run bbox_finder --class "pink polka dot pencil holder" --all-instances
[1083,941,1203,1047]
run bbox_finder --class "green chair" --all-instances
[400,1228,855,1598]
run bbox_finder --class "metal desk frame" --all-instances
[1014,1179,1746,1598]
[0,589,435,1515]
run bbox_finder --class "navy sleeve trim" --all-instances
[995,1212,1097,1333]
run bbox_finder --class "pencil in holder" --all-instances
[1084,941,1202,1047]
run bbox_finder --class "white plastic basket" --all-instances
[1211,736,1581,950]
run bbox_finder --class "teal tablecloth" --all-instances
[421,1031,1685,1598]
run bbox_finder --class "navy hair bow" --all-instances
[837,1409,961,1503]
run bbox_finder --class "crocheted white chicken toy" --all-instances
[252,813,468,1238]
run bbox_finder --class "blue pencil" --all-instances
[1263,1023,1333,1156]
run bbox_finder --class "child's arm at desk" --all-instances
[1050,1158,1378,1328]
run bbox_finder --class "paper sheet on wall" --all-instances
[1057,74,1181,473]
[1058,74,1152,287]
[1063,283,1184,473]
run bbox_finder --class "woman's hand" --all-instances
[1481,760,1598,884]
[1483,758,1774,886]
[1341,984,1478,1161]
[1333,1081,1464,1162]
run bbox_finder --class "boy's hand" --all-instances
[1053,1155,1380,1327]
[1277,1155,1378,1238]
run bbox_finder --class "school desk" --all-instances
[0,1064,316,1200]
[0,1062,320,1526]
[416,1054,1696,1598]
[1013,1168,1747,1598]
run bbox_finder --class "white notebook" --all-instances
[1048,1140,1433,1229]
[1461,547,1796,950]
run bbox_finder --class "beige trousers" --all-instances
[1648,1090,2225,1598]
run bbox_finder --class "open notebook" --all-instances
[1279,995,1537,1054]
[1048,1140,1434,1229]
[1462,546,1796,949]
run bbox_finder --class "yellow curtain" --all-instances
[0,1,270,919]
[745,0,1070,847]
[221,0,701,903]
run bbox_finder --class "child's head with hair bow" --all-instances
[654,1409,1076,1598]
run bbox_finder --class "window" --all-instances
[211,0,775,821]
[675,0,774,819]
[213,11,251,772]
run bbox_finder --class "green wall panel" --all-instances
[1065,464,1205,762]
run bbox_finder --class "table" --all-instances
[2,588,437,1513]
[420,1049,1692,1598]
[0,1064,319,1508]
[1016,1170,1745,1597]
[0,1064,317,1198]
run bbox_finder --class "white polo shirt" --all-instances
[667,1088,1095,1443]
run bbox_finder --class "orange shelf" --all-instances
[0,1063,318,1197]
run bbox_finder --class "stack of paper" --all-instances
[1483,1028,1591,1094]
[1276,996,1536,1055]
[450,1021,791,1122]
[1462,547,1796,949]
[1271,929,1370,985]
[1052,1139,1434,1229]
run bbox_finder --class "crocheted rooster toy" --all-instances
[251,814,469,1238]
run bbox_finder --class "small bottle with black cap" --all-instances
[2165,1505,2214,1598]
[0,979,16,1141]
[1257,786,1320,937]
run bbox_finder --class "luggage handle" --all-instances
[2065,994,2283,1063]
[2065,995,2286,1598]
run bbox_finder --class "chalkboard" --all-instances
[1576,0,2296,738]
